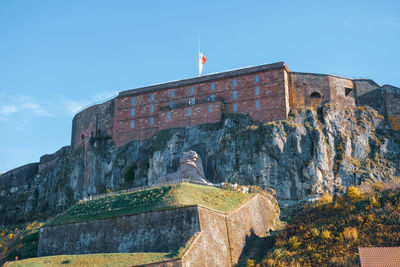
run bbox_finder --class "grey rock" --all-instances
[1,105,399,224]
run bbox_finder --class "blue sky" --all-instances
[0,0,399,173]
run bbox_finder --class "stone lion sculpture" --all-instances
[153,150,210,185]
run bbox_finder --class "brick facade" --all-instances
[71,61,398,149]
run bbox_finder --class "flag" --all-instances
[199,52,207,76]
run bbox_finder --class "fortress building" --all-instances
[71,62,400,149]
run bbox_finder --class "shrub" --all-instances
[317,193,333,206]
[289,236,301,249]
[322,230,331,239]
[311,228,320,237]
[343,227,358,241]
[246,259,256,267]
[347,186,363,202]
[7,233,14,240]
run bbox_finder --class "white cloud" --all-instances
[64,100,87,116]
[0,105,17,115]
[63,90,118,116]
[21,101,52,116]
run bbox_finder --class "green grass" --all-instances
[6,252,175,267]
[47,183,254,226]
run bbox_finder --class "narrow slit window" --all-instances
[256,100,260,109]
[150,94,155,101]
[170,101,174,109]
[166,112,171,121]
[170,90,174,98]
[255,87,260,96]
[187,108,192,116]
[210,94,216,102]
[190,86,195,94]
[150,104,154,113]
[131,97,135,105]
[150,117,154,125]
[233,91,237,100]
[211,83,215,90]
[130,120,135,128]
[131,108,135,116]
[254,75,259,83]
[208,104,213,113]
[232,79,237,87]
[233,103,238,112]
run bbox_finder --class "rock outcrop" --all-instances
[1,105,399,224]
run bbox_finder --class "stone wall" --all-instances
[290,73,331,108]
[182,207,231,267]
[384,85,400,130]
[37,193,279,266]
[71,99,114,150]
[0,163,39,224]
[38,206,200,256]
[328,76,355,107]
[226,194,275,263]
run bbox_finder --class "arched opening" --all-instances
[310,92,322,108]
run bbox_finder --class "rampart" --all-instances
[71,99,114,149]
[0,163,39,224]
[37,193,279,266]
[38,206,200,256]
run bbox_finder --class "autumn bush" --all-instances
[252,181,400,267]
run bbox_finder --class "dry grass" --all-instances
[6,252,173,267]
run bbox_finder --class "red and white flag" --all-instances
[199,52,207,76]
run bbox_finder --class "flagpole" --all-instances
[198,36,201,76]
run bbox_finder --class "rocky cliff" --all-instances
[1,105,399,224]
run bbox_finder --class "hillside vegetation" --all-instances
[245,180,400,267]
[47,182,254,226]
[0,221,43,264]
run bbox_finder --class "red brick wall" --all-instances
[113,68,288,147]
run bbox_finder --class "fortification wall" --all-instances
[182,207,231,267]
[383,85,400,130]
[182,194,279,266]
[0,163,39,225]
[289,73,331,108]
[328,76,355,107]
[38,206,200,256]
[71,99,114,150]
[38,146,71,174]
[113,64,288,147]
[225,194,274,263]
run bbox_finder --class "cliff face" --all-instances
[1,105,399,224]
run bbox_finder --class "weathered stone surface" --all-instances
[153,150,209,184]
[38,206,200,256]
[1,105,399,224]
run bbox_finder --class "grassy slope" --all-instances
[246,182,400,267]
[47,182,254,226]
[3,183,253,265]
[0,221,43,265]
[6,253,174,267]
